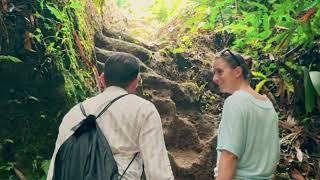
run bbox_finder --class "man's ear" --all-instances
[126,76,139,94]
[99,73,107,89]
[130,77,139,87]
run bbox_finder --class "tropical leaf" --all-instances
[303,67,316,113]
[46,4,64,22]
[309,71,320,96]
[69,1,82,10]
[252,71,267,79]
[255,79,268,93]
[41,160,50,175]
[246,1,268,12]
[24,31,36,52]
[258,14,272,40]
[0,56,23,63]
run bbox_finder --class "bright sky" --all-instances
[115,0,190,20]
[122,0,155,18]
[113,0,191,41]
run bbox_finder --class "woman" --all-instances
[212,49,280,179]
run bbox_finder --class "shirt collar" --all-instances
[102,86,128,96]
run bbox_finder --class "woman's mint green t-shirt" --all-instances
[215,90,280,179]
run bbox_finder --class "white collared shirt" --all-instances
[47,86,174,180]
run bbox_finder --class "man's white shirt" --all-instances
[47,86,174,180]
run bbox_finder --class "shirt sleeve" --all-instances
[138,101,174,180]
[46,131,63,180]
[217,98,247,158]
[46,105,80,180]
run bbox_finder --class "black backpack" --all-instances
[53,94,138,180]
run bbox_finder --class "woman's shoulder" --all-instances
[226,90,274,109]
[222,91,251,112]
[225,90,251,104]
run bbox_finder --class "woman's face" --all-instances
[212,58,241,94]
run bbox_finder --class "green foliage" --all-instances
[310,71,320,96]
[255,80,268,93]
[190,0,320,116]
[93,0,105,14]
[0,0,97,179]
[40,160,50,180]
[30,156,51,180]
[151,0,169,22]
[0,56,23,63]
[192,0,234,30]
[116,0,188,24]
[149,0,188,22]
[171,35,193,54]
[116,0,128,8]
[192,0,320,55]
[32,0,96,101]
[252,71,272,93]
[303,67,316,113]
[0,162,15,172]
[252,71,267,80]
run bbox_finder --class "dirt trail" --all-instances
[94,26,221,179]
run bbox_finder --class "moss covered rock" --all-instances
[0,0,100,178]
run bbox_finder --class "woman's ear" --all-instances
[234,66,243,79]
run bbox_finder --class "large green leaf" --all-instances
[255,79,268,93]
[69,1,82,10]
[310,71,320,96]
[263,14,270,31]
[258,30,272,40]
[209,6,218,27]
[252,71,267,79]
[46,4,64,22]
[0,55,23,63]
[246,1,268,12]
[41,160,50,175]
[303,67,316,113]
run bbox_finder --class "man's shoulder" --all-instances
[127,94,151,103]
[91,93,155,108]
[125,94,156,110]
[80,93,157,116]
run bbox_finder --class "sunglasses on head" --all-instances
[216,48,242,66]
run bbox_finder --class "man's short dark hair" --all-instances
[104,53,140,89]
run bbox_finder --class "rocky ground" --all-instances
[94,29,223,179]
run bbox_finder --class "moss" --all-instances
[180,82,201,101]
[0,0,110,177]
[159,48,171,57]
[0,0,100,178]
[92,0,105,15]
[0,55,23,63]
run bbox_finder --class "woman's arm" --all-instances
[216,150,238,180]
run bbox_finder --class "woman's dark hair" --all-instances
[216,48,251,81]
[104,53,140,89]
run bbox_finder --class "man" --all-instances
[47,53,174,180]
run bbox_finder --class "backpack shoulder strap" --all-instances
[79,94,128,119]
[71,103,90,132]
[96,93,129,118]
[119,152,139,180]
[79,103,87,117]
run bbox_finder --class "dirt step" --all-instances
[94,32,152,63]
[164,117,202,152]
[102,28,158,51]
[94,47,153,74]
[170,150,200,169]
